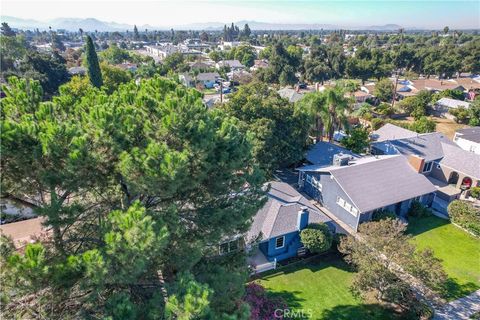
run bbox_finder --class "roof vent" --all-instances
[333,153,350,166]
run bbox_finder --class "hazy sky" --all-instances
[2,0,479,29]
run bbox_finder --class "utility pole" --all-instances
[391,28,404,109]
[220,80,223,103]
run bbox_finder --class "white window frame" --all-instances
[306,175,312,183]
[422,161,433,173]
[275,236,285,249]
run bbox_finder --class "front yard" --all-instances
[256,254,398,319]
[407,215,480,300]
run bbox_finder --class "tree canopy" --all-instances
[1,76,266,319]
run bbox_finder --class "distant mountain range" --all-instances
[1,16,407,32]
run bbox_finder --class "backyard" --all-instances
[256,254,398,320]
[407,215,480,300]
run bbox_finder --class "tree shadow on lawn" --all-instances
[319,303,401,320]
[442,277,480,301]
[406,215,449,237]
[266,289,306,309]
[261,253,354,280]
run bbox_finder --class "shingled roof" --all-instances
[329,156,437,213]
[247,181,332,242]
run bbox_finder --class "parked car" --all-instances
[297,82,307,89]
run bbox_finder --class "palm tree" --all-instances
[324,88,350,141]
[299,92,330,143]
[299,87,351,143]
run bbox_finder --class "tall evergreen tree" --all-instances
[1,22,15,37]
[84,35,103,88]
[243,23,251,38]
[133,24,139,40]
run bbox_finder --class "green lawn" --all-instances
[256,254,397,320]
[407,215,480,300]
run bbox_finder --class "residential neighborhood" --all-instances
[1,1,479,319]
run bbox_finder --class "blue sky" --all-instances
[2,0,480,29]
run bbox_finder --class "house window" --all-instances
[422,162,433,173]
[275,236,285,249]
[311,177,322,191]
[337,196,358,217]
[219,238,243,255]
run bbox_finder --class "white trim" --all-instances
[275,236,285,249]
[422,161,433,173]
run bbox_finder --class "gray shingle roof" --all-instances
[197,72,219,81]
[277,88,304,103]
[372,132,457,162]
[435,97,470,109]
[305,142,359,166]
[329,156,437,213]
[455,127,480,143]
[247,181,332,241]
[440,142,480,179]
[371,123,417,142]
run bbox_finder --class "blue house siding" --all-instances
[301,171,361,231]
[259,231,302,262]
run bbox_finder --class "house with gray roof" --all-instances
[305,141,359,166]
[215,60,245,70]
[277,87,305,103]
[298,155,437,231]
[370,123,417,142]
[370,126,480,214]
[243,181,334,266]
[454,127,480,155]
[433,97,470,119]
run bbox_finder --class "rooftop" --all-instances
[371,123,417,142]
[455,127,480,143]
[329,156,437,213]
[247,181,333,241]
[372,132,457,162]
[305,141,359,166]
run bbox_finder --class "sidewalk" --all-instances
[433,289,480,320]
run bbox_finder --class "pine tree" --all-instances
[84,35,103,88]
[1,22,15,37]
[243,23,251,38]
[133,24,139,40]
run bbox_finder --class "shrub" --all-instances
[372,209,397,221]
[470,187,480,199]
[371,118,385,130]
[300,223,333,253]
[244,282,287,320]
[408,116,436,133]
[448,200,480,236]
[408,200,432,218]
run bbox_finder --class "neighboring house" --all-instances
[250,59,269,71]
[180,72,220,89]
[394,78,480,99]
[68,66,87,76]
[196,72,220,88]
[370,123,417,142]
[277,87,304,103]
[179,74,194,88]
[218,41,242,50]
[0,217,48,248]
[433,97,470,119]
[216,60,245,71]
[245,181,335,271]
[371,127,480,214]
[353,90,373,103]
[298,155,437,231]
[454,127,480,154]
[116,63,138,72]
[304,141,359,165]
